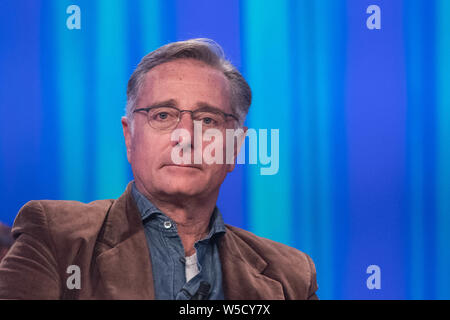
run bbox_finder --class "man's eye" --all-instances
[202,117,219,127]
[156,112,169,120]
[202,117,218,126]
[203,117,212,124]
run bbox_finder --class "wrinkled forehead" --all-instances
[138,59,232,112]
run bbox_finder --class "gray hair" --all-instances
[125,38,251,128]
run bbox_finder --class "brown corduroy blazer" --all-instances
[0,182,318,300]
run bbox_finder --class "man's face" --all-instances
[122,59,236,201]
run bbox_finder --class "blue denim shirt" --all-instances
[131,182,226,300]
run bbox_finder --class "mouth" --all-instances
[163,164,202,170]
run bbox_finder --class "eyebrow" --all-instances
[146,99,178,109]
[146,100,225,114]
[194,102,225,113]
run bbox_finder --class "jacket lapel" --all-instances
[94,182,155,299]
[219,227,285,300]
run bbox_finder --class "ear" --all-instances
[122,117,133,163]
[226,126,248,173]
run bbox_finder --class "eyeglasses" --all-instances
[133,105,239,131]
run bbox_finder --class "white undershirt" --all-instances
[185,252,200,282]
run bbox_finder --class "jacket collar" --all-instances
[218,227,285,299]
[94,181,284,300]
[94,182,155,299]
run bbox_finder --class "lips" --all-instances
[163,164,202,170]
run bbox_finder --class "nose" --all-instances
[176,111,195,133]
[171,111,199,154]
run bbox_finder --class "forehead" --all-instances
[138,59,231,110]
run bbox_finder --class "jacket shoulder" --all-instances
[12,199,115,266]
[1,199,116,299]
[225,224,311,265]
[225,224,318,299]
[13,199,114,240]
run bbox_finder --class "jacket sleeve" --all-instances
[305,253,319,300]
[0,201,61,299]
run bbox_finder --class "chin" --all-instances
[161,183,206,198]
[158,173,207,197]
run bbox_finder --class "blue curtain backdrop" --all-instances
[0,0,449,299]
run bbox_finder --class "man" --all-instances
[0,39,318,300]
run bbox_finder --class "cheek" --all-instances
[131,133,161,168]
[132,130,177,168]
[206,164,229,182]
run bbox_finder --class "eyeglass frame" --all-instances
[133,105,240,131]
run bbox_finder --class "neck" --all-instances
[135,181,219,256]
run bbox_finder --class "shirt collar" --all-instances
[131,181,226,238]
[131,182,162,221]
